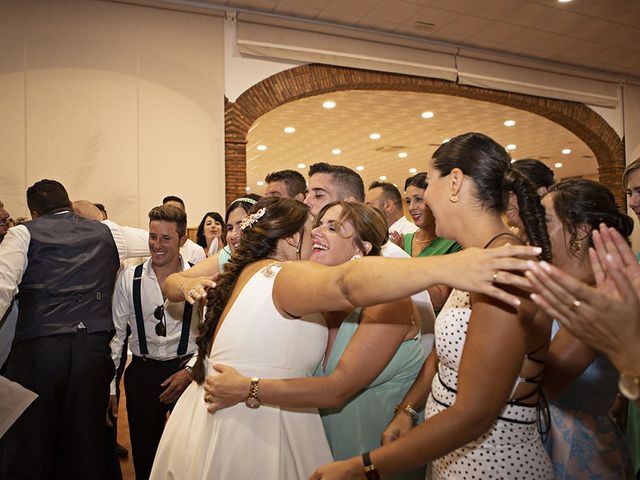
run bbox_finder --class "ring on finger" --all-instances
[570,299,581,309]
[189,288,198,297]
[204,393,212,403]
[492,272,499,283]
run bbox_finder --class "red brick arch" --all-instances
[225,64,624,206]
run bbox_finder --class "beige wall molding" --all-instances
[224,63,625,207]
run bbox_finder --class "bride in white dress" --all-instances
[151,196,544,480]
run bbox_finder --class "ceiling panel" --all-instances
[245,90,597,195]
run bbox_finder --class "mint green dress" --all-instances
[314,308,426,480]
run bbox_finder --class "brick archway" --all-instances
[225,64,624,206]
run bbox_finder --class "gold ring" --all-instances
[204,393,212,403]
[571,299,581,309]
[189,289,197,297]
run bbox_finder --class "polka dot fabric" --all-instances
[425,289,554,479]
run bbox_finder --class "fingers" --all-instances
[492,271,532,290]
[493,244,542,259]
[606,254,640,304]
[183,278,217,304]
[589,247,607,289]
[482,285,521,307]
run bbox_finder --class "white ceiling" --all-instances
[245,89,596,193]
[205,0,640,78]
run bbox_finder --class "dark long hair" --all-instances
[547,178,633,255]
[192,197,310,383]
[432,132,552,262]
[196,211,224,248]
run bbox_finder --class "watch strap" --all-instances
[362,451,381,480]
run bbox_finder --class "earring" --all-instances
[449,193,459,203]
[350,254,362,261]
[570,239,582,252]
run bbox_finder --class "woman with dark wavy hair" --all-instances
[151,194,543,479]
[539,178,635,479]
[195,211,224,256]
[311,132,554,480]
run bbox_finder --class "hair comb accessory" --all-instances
[231,197,258,207]
[240,207,266,230]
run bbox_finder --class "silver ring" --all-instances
[188,288,197,297]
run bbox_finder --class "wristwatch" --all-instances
[184,365,193,376]
[245,377,261,409]
[618,373,640,401]
[362,451,381,480]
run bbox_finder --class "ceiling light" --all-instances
[558,0,572,3]
[245,186,251,192]
[256,144,267,151]
[356,165,365,171]
[562,148,571,155]
[442,138,450,143]
[398,152,408,158]
[409,168,417,173]
[331,148,342,155]
[504,120,516,127]
[297,163,306,169]
[283,126,296,134]
[421,111,434,119]
[322,100,336,109]
[511,159,516,163]
[369,133,381,140]
[506,144,517,151]
[379,175,387,181]
[555,162,563,168]
[256,181,264,186]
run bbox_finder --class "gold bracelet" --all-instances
[394,403,419,423]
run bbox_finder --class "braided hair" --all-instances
[432,132,552,262]
[191,197,310,384]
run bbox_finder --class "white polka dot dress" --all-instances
[425,289,554,480]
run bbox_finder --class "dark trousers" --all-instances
[0,330,114,480]
[124,355,183,480]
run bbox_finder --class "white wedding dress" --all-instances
[150,263,333,479]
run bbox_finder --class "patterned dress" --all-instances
[425,289,554,479]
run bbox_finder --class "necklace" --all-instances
[414,232,435,244]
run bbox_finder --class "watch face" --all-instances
[245,396,260,409]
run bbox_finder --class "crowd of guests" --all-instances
[0,131,639,480]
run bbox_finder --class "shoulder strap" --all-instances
[132,264,148,355]
[176,261,195,356]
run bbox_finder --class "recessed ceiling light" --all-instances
[558,0,572,3]
[297,163,306,169]
[283,126,296,134]
[421,111,434,119]
[323,100,336,109]
[245,186,251,192]
[442,138,450,143]
[398,152,408,158]
[379,175,387,181]
[504,120,516,127]
[409,168,417,173]
[256,144,267,151]
[511,159,517,163]
[331,148,342,155]
[506,144,517,151]
[555,162,563,168]
[256,181,264,186]
[562,148,572,155]
[356,165,365,171]
[369,133,381,140]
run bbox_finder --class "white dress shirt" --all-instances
[180,238,206,265]
[0,216,150,362]
[388,215,418,235]
[109,256,200,394]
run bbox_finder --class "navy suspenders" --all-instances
[132,263,194,357]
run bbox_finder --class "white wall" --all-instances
[0,0,225,229]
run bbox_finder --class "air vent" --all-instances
[414,21,436,32]
[581,155,593,159]
[374,145,407,152]
[538,156,551,160]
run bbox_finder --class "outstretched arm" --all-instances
[162,252,219,303]
[274,244,542,318]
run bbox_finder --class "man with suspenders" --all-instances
[109,204,200,479]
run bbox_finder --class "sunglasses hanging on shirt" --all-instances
[153,305,167,337]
